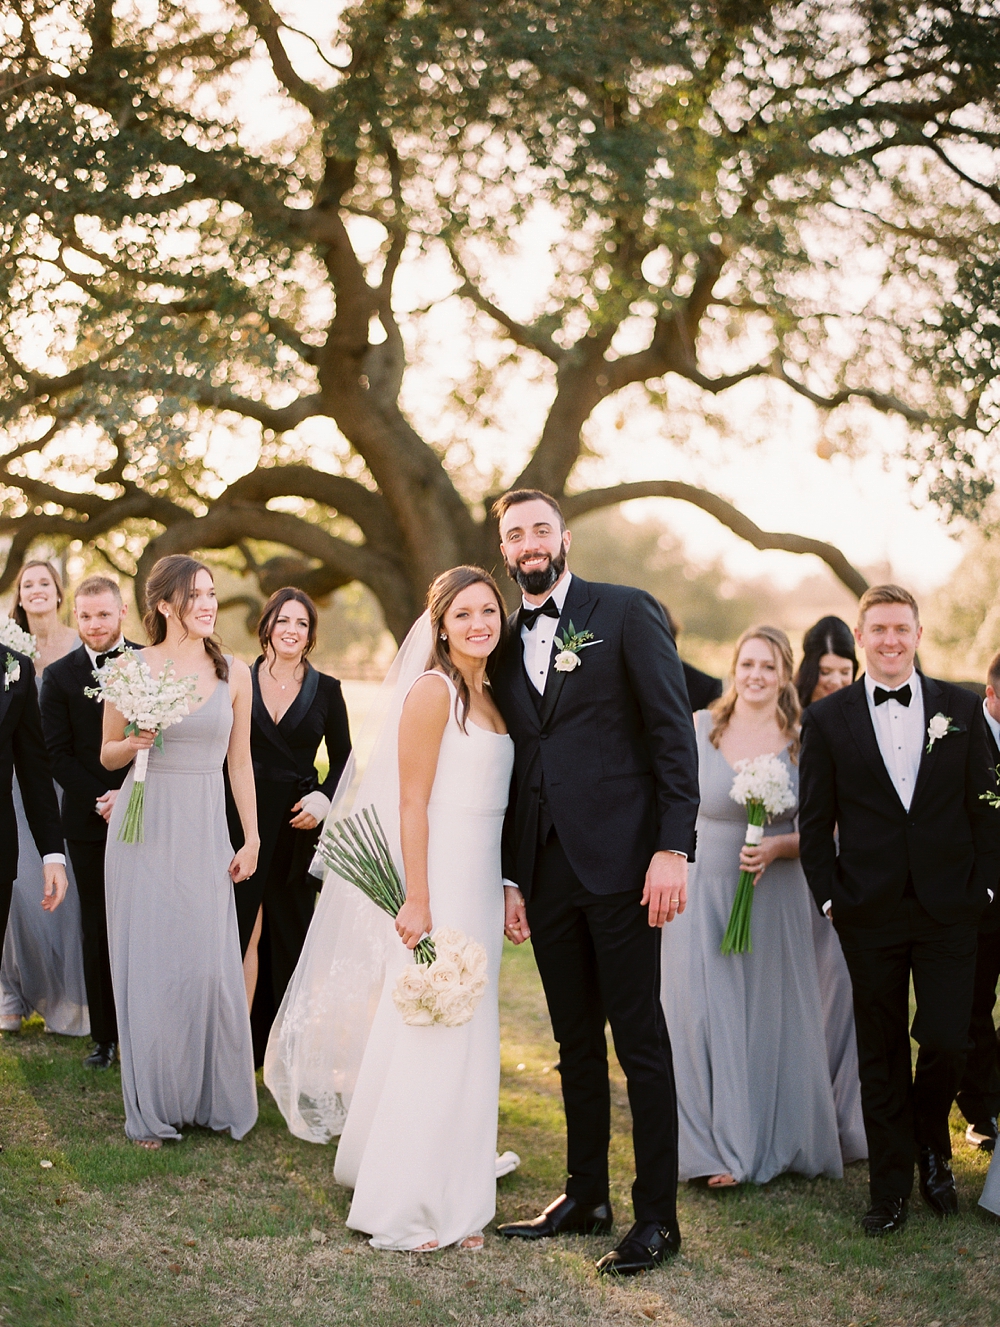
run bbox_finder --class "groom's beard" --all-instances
[506,548,566,598]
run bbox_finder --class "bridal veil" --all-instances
[263,613,433,1142]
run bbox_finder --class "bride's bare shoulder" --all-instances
[401,671,452,722]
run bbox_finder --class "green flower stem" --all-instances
[117,782,145,844]
[720,800,767,956]
[317,806,437,964]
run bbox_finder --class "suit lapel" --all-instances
[911,674,943,807]
[537,577,596,729]
[506,612,542,733]
[844,678,903,808]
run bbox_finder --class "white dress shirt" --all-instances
[520,573,572,695]
[865,668,924,811]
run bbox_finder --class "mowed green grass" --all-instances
[1,940,998,1327]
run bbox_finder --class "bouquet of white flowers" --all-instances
[0,615,38,659]
[0,616,37,690]
[86,649,199,843]
[316,807,489,1028]
[722,752,797,955]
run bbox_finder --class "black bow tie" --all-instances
[95,645,125,669]
[519,599,560,631]
[873,683,912,707]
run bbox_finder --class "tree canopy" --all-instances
[2,0,999,636]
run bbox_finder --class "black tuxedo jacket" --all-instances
[39,642,136,842]
[0,647,62,879]
[982,717,1000,935]
[682,661,722,714]
[491,576,699,898]
[799,674,1000,928]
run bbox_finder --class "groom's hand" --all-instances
[504,885,531,944]
[642,851,687,927]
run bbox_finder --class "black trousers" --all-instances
[955,927,1000,1126]
[65,838,117,1044]
[525,833,679,1227]
[836,897,977,1202]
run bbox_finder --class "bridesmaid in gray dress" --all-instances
[1,560,89,1036]
[661,627,842,1187]
[102,556,259,1148]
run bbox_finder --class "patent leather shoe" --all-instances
[919,1148,958,1216]
[596,1221,681,1275]
[861,1197,908,1237]
[497,1194,613,1240]
[966,1118,998,1152]
[83,1041,117,1070]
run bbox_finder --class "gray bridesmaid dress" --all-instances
[105,673,256,1142]
[661,711,843,1184]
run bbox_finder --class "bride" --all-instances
[265,566,513,1251]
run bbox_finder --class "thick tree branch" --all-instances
[221,466,401,551]
[448,247,562,362]
[562,482,870,599]
[235,0,331,118]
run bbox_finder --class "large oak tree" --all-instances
[2,0,998,637]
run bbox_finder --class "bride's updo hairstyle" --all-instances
[708,625,801,759]
[143,554,229,682]
[426,565,509,733]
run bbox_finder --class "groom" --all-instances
[799,584,1000,1236]
[490,489,699,1275]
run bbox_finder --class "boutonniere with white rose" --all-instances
[553,621,603,672]
[3,652,20,692]
[926,712,960,753]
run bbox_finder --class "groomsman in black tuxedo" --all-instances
[40,575,132,1070]
[954,650,1000,1153]
[800,584,1000,1236]
[490,490,699,1276]
[0,647,67,958]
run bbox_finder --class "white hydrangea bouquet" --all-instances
[0,616,37,691]
[722,752,797,955]
[86,649,199,843]
[316,806,489,1027]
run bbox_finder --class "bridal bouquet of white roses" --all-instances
[722,753,797,955]
[86,649,198,843]
[0,615,37,692]
[316,806,489,1027]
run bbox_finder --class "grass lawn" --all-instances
[1,939,998,1327]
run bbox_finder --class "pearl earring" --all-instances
[440,634,447,642]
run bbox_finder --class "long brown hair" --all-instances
[13,559,64,630]
[142,555,229,681]
[426,566,509,733]
[709,625,801,759]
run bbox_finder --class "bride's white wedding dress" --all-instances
[335,672,512,1249]
[265,635,513,1252]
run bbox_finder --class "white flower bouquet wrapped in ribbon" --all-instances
[0,616,37,690]
[86,649,198,843]
[722,752,797,955]
[315,806,488,1028]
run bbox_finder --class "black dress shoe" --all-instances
[861,1198,908,1237]
[83,1042,117,1070]
[497,1194,613,1240]
[966,1118,998,1152]
[919,1147,959,1217]
[596,1221,681,1275]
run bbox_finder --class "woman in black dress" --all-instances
[235,587,351,1063]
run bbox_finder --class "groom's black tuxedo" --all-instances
[39,641,137,1044]
[492,575,699,1231]
[0,647,62,940]
[495,576,699,898]
[800,673,1000,1204]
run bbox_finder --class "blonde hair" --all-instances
[857,583,919,629]
[709,625,801,759]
